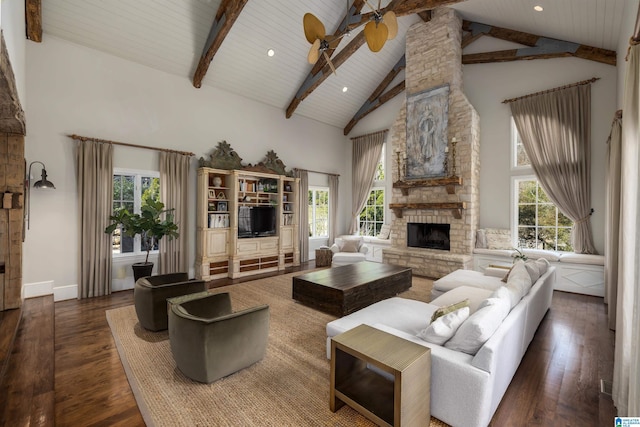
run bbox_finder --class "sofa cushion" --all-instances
[484,266,509,280]
[431,299,470,323]
[558,253,605,265]
[326,297,437,339]
[444,294,510,355]
[521,248,561,262]
[418,307,470,345]
[433,269,504,293]
[430,286,492,314]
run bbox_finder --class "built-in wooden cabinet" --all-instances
[196,167,300,281]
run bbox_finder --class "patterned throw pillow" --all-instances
[484,228,512,250]
[430,299,470,323]
[377,224,391,240]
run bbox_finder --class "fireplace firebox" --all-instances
[407,223,450,251]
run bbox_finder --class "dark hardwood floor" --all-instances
[0,263,616,426]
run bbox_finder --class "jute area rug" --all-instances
[106,271,449,427]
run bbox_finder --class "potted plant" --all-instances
[105,200,179,281]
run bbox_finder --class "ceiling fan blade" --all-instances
[303,13,326,44]
[364,21,388,52]
[308,39,321,64]
[323,50,337,75]
[383,11,398,40]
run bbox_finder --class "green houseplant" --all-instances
[105,200,179,281]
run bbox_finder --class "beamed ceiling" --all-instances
[31,0,626,135]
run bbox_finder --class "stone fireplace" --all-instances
[383,8,480,278]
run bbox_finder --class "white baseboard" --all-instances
[23,280,54,299]
[54,284,78,301]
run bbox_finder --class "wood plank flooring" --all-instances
[0,266,617,426]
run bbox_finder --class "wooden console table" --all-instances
[330,324,431,426]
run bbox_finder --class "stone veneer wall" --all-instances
[383,8,480,279]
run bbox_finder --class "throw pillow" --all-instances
[501,265,515,283]
[524,260,541,283]
[377,224,391,240]
[444,294,510,355]
[340,239,360,253]
[431,299,470,323]
[475,229,487,249]
[504,261,532,307]
[536,258,550,275]
[417,307,470,345]
[484,228,512,250]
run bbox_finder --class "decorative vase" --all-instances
[213,176,222,187]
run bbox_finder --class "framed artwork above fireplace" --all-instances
[405,84,449,179]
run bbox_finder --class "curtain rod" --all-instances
[501,77,600,104]
[349,129,388,140]
[294,167,340,177]
[67,134,195,156]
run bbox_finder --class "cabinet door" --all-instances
[206,230,229,257]
[281,226,294,249]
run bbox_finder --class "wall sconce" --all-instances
[27,161,56,229]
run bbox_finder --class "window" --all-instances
[514,178,573,252]
[358,145,385,236]
[112,169,160,255]
[511,118,531,169]
[308,187,329,238]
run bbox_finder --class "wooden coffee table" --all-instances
[292,262,412,317]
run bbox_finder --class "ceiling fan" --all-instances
[303,0,399,71]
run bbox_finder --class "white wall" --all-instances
[1,0,27,106]
[24,35,351,296]
[462,37,617,255]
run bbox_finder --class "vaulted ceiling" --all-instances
[32,0,626,135]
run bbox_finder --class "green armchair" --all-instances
[134,272,207,331]
[168,292,270,384]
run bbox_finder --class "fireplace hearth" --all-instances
[407,223,450,251]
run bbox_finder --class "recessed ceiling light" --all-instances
[267,49,275,57]
[534,5,543,12]
[342,87,348,93]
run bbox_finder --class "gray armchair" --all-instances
[168,292,270,384]
[134,272,207,331]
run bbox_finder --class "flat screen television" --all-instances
[238,206,277,238]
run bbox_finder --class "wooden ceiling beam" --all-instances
[25,0,43,42]
[288,0,462,120]
[461,20,616,66]
[192,0,249,88]
[344,55,406,135]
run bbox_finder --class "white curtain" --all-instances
[328,174,339,245]
[613,42,640,417]
[76,140,113,299]
[605,112,622,330]
[295,169,309,263]
[350,131,386,234]
[159,152,190,274]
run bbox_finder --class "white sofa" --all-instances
[326,265,556,427]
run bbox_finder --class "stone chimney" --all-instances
[383,8,480,278]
